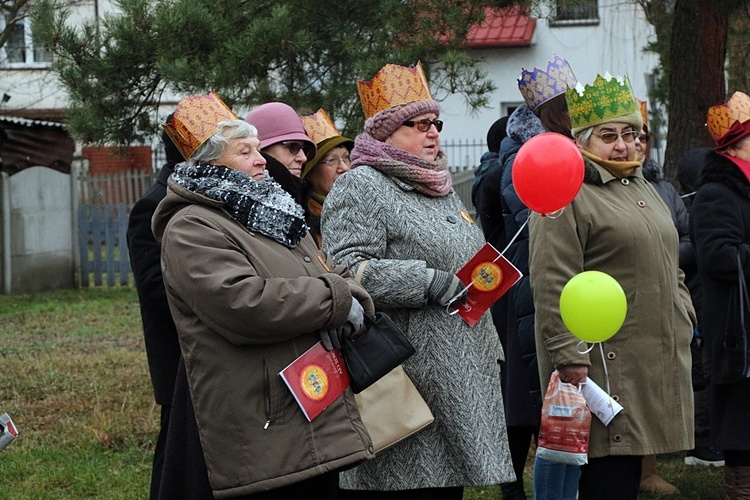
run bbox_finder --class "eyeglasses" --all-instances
[319,154,351,168]
[402,118,443,133]
[281,141,305,156]
[592,130,639,144]
[639,134,650,143]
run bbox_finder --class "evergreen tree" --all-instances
[32,0,513,146]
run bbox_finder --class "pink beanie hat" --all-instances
[364,99,440,142]
[245,102,317,159]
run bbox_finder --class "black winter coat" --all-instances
[495,105,545,426]
[127,165,181,406]
[690,150,750,451]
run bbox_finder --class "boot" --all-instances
[639,454,679,495]
[725,465,750,499]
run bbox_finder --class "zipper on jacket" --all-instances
[263,359,271,429]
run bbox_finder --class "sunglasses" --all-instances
[592,130,639,144]
[402,118,443,133]
[281,141,306,156]
[639,134,650,143]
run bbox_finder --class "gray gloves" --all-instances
[320,299,366,351]
[427,268,468,307]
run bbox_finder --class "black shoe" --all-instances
[501,481,527,500]
[685,447,725,467]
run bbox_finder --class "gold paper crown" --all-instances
[357,61,433,119]
[517,54,577,110]
[300,109,341,144]
[566,74,642,135]
[637,99,648,128]
[163,91,239,160]
[707,92,750,143]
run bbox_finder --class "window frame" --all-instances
[549,0,600,27]
[1,13,52,69]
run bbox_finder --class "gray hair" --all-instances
[576,127,593,146]
[188,120,258,166]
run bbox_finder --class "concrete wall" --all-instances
[1,167,75,293]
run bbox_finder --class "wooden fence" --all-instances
[76,170,155,288]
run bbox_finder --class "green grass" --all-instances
[0,287,726,498]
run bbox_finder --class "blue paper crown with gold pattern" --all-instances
[517,54,577,110]
[565,73,643,136]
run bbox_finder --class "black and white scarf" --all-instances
[172,163,308,248]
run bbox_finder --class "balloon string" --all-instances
[446,217,529,316]
[599,342,611,395]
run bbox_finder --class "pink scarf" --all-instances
[724,154,750,185]
[350,133,452,197]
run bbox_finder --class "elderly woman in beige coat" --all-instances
[528,74,695,500]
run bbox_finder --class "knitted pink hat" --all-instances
[364,99,440,142]
[245,102,316,159]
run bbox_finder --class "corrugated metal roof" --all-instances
[466,7,536,48]
[0,115,66,129]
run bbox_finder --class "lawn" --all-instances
[0,288,725,498]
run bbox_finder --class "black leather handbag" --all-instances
[713,252,750,385]
[341,312,415,393]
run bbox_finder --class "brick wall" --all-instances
[82,146,152,174]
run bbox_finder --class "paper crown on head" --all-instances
[566,73,643,136]
[517,54,577,110]
[357,61,433,119]
[706,91,750,149]
[162,91,239,160]
[299,109,353,178]
[300,109,342,144]
[637,99,648,128]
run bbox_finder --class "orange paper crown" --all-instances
[357,61,433,119]
[707,92,750,145]
[637,99,648,128]
[163,91,239,160]
[299,109,341,144]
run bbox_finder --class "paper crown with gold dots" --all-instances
[162,91,239,160]
[706,92,750,149]
[565,73,643,136]
[357,61,433,119]
[300,109,341,144]
[517,54,577,110]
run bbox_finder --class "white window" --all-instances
[1,14,51,68]
[550,0,599,26]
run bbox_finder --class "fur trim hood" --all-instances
[699,150,750,199]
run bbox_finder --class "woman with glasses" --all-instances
[299,109,354,247]
[245,102,317,206]
[528,74,695,499]
[321,62,515,499]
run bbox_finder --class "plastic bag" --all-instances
[536,370,591,466]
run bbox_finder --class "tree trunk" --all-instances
[664,0,728,182]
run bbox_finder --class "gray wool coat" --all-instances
[321,165,515,490]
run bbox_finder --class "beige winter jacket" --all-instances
[152,178,375,498]
[529,157,695,458]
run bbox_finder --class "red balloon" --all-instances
[512,132,585,215]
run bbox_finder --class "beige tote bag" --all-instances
[354,365,434,453]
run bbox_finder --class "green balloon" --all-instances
[559,270,627,343]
